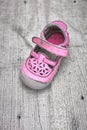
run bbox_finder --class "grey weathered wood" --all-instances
[0,0,87,130]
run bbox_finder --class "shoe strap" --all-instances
[30,50,57,67]
[32,37,69,57]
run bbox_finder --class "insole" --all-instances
[47,32,64,45]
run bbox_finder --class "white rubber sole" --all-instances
[20,71,50,90]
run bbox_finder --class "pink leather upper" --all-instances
[21,21,70,83]
[25,54,52,77]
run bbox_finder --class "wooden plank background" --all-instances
[0,0,87,130]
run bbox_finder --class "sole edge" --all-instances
[20,71,50,90]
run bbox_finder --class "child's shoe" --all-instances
[20,21,70,90]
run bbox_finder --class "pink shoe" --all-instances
[20,21,70,89]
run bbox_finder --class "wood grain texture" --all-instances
[0,0,87,130]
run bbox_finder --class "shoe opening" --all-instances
[44,25,65,45]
